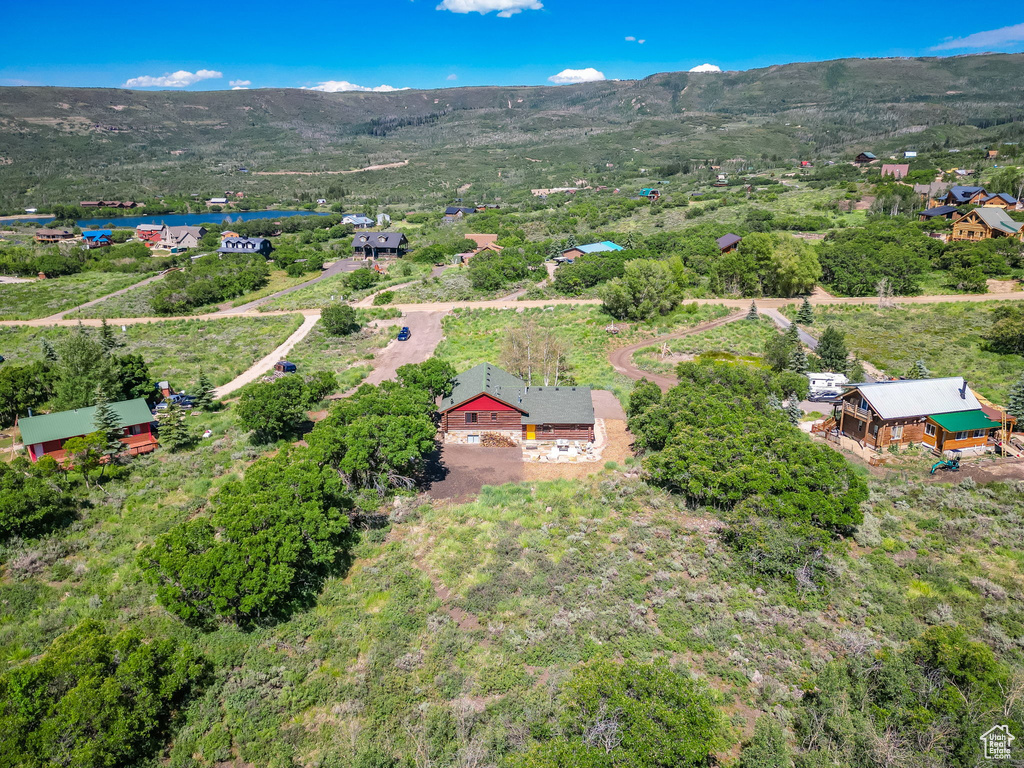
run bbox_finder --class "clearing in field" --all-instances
[0,272,151,320]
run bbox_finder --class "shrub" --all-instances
[373,290,395,305]
[0,620,205,767]
[0,459,76,541]
[321,303,360,336]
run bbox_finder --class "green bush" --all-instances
[0,620,205,767]
[0,458,75,541]
[321,303,360,336]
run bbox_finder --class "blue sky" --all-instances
[1,1,1022,91]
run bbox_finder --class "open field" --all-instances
[786,302,1024,401]
[0,272,152,320]
[434,303,731,400]
[281,323,391,391]
[632,315,778,374]
[69,269,314,319]
[262,263,432,311]
[0,314,303,386]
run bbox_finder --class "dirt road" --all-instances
[49,272,167,321]
[213,314,319,398]
[362,311,445,386]
[253,160,409,176]
[226,259,363,314]
[609,312,746,391]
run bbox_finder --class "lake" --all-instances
[6,210,331,228]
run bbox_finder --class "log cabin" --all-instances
[835,377,989,452]
[854,152,877,164]
[19,398,157,463]
[34,228,76,243]
[950,208,1023,243]
[439,363,595,444]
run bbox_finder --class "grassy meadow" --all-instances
[632,316,778,375]
[0,272,152,320]
[786,302,1024,402]
[434,303,732,399]
[0,315,303,387]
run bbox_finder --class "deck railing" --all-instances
[842,402,871,420]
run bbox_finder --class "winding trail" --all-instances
[212,314,319,398]
[609,311,746,391]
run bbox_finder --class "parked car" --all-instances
[155,393,193,411]
[397,326,411,341]
[808,390,841,403]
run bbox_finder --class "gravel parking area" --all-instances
[425,444,523,501]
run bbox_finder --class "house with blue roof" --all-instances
[81,230,112,248]
[560,241,624,260]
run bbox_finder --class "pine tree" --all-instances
[786,397,802,425]
[816,325,849,373]
[546,241,562,260]
[624,231,640,250]
[191,371,216,412]
[41,338,58,362]
[98,318,122,353]
[158,402,193,453]
[767,393,782,411]
[907,359,931,379]
[1008,374,1024,421]
[746,301,759,320]
[796,297,814,325]
[565,233,578,250]
[92,386,125,459]
[789,344,809,374]
[783,322,800,346]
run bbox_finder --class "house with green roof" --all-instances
[439,363,595,444]
[18,397,157,463]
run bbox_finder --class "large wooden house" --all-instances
[34,228,76,243]
[950,208,1023,243]
[835,377,1001,454]
[439,363,595,444]
[854,152,877,164]
[19,398,157,463]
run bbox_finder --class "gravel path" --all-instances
[212,314,319,398]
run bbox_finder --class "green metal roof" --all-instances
[441,363,594,425]
[929,409,1000,433]
[971,207,1023,235]
[19,398,153,446]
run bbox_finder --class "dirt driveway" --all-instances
[425,444,523,501]
[362,310,445,386]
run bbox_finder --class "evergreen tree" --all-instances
[848,358,868,384]
[624,231,640,250]
[746,301,759,320]
[767,392,782,411]
[41,339,58,363]
[158,402,193,453]
[783,322,800,347]
[191,371,216,411]
[787,397,802,425]
[816,325,849,373]
[564,233,578,250]
[796,297,814,324]
[1008,373,1024,421]
[91,386,124,461]
[98,318,122,353]
[738,715,791,768]
[546,241,562,260]
[789,344,809,374]
[908,359,931,379]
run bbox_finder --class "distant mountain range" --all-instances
[1,54,1023,208]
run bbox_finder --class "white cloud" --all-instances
[548,67,606,84]
[447,73,458,81]
[231,86,249,90]
[305,80,410,92]
[625,35,635,41]
[436,0,542,17]
[122,69,223,88]
[931,22,1024,50]
[689,63,722,73]
[229,79,251,87]
[638,39,645,44]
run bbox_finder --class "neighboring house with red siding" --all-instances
[439,363,595,444]
[18,398,157,463]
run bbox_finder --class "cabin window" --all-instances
[543,425,553,433]
[869,423,879,436]
[859,398,869,411]
[890,425,903,441]
[973,429,987,439]
[465,413,478,424]
[955,431,969,441]
[467,434,480,444]
[491,412,497,421]
[924,423,936,437]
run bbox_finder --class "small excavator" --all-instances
[930,455,961,474]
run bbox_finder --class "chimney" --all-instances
[960,381,968,399]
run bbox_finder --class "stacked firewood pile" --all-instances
[481,433,517,448]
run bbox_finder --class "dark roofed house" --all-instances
[982,192,1018,209]
[945,186,988,206]
[918,205,959,221]
[439,363,595,444]
[352,232,408,259]
[716,233,742,253]
[881,164,910,179]
[19,397,157,463]
[35,228,76,243]
[218,237,273,256]
[855,152,877,164]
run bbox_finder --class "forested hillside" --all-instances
[2,54,1024,208]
